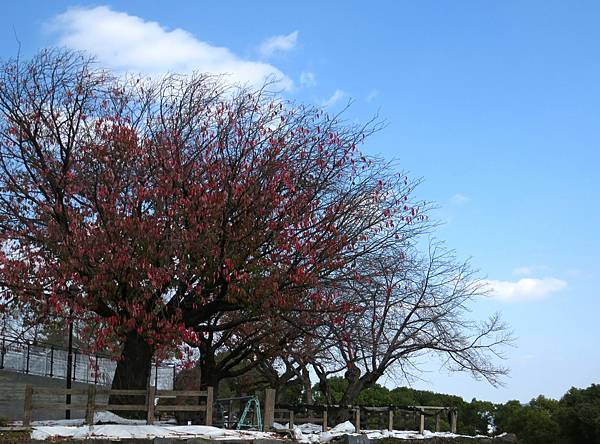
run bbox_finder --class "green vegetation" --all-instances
[0,429,30,443]
[310,378,599,442]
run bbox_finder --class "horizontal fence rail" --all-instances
[22,384,214,426]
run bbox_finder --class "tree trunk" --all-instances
[302,367,313,404]
[201,363,221,396]
[109,330,153,419]
[199,351,221,394]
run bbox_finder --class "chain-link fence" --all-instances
[0,335,175,389]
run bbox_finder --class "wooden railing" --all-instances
[22,384,213,427]
[264,390,458,434]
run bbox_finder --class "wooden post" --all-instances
[322,408,328,432]
[23,384,33,427]
[450,409,457,434]
[85,385,96,425]
[0,335,5,369]
[263,388,276,431]
[146,385,156,424]
[388,408,394,431]
[435,413,440,432]
[354,407,361,433]
[49,346,54,377]
[205,386,213,426]
[25,342,30,373]
[419,409,425,434]
[289,409,295,429]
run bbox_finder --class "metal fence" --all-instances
[0,334,176,389]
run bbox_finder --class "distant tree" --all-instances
[556,384,600,444]
[461,398,496,436]
[495,399,560,444]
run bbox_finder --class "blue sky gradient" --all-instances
[2,1,598,403]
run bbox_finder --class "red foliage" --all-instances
[0,50,423,360]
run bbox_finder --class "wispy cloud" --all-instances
[300,71,316,88]
[366,89,379,102]
[48,6,293,90]
[259,30,299,58]
[450,193,469,205]
[484,277,567,302]
[322,89,347,107]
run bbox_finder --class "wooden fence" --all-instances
[264,390,458,435]
[22,384,213,427]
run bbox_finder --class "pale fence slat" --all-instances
[263,388,276,431]
[85,385,96,425]
[354,407,361,433]
[206,386,213,426]
[23,384,33,427]
[146,386,156,424]
[100,389,147,396]
[104,404,148,411]
[156,389,207,397]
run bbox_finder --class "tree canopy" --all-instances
[0,49,511,409]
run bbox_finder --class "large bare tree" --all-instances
[308,243,512,406]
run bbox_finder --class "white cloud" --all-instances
[259,30,299,58]
[366,89,379,102]
[48,6,293,90]
[484,277,567,302]
[300,71,316,88]
[322,89,347,107]
[450,193,469,205]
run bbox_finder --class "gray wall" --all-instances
[0,369,108,421]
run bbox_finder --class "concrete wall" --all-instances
[0,369,108,421]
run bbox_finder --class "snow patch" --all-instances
[29,414,488,442]
[329,421,356,434]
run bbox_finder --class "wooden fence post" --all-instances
[205,386,213,426]
[450,409,457,434]
[263,388,276,431]
[289,409,295,429]
[322,407,328,432]
[388,408,394,431]
[435,413,440,432]
[354,407,361,433]
[146,385,156,424]
[23,384,33,427]
[85,385,97,425]
[419,409,425,434]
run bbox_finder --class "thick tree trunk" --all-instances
[302,367,313,404]
[109,330,153,419]
[200,355,221,395]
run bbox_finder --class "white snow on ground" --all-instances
[286,421,489,443]
[32,410,147,427]
[32,424,276,441]
[27,415,488,441]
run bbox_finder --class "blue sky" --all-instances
[2,1,598,404]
